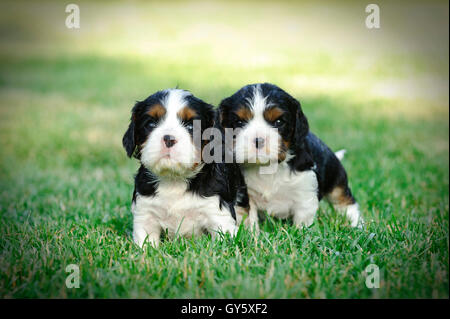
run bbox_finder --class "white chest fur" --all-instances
[132,180,222,237]
[244,163,319,219]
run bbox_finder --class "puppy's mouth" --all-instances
[159,151,172,159]
[149,149,203,179]
[152,159,203,179]
[157,145,180,159]
[155,156,182,168]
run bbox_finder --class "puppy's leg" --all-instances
[246,199,260,232]
[235,206,246,225]
[133,215,161,248]
[326,185,363,228]
[236,199,259,233]
[292,192,319,228]
[207,211,238,241]
[291,170,319,228]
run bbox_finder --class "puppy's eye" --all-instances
[273,119,285,127]
[147,120,157,128]
[184,122,194,131]
[235,120,245,127]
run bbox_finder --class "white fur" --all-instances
[132,179,237,248]
[334,202,363,228]
[243,162,319,228]
[345,203,362,228]
[140,89,200,177]
[335,149,346,161]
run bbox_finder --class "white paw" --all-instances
[346,203,363,228]
[293,213,316,229]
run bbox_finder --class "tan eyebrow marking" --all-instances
[147,104,166,118]
[235,106,253,121]
[263,107,284,122]
[177,106,197,121]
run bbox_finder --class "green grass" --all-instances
[0,0,448,298]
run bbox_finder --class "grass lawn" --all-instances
[0,0,448,298]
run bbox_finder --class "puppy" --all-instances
[218,83,362,230]
[123,89,247,247]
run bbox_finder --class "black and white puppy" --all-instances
[218,83,362,230]
[123,89,246,247]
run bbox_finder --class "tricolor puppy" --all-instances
[123,89,246,248]
[218,83,362,230]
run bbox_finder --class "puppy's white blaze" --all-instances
[140,89,199,176]
[160,89,190,133]
[162,88,190,114]
[132,180,237,247]
[245,84,272,113]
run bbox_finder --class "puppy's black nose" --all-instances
[254,137,265,149]
[163,135,177,148]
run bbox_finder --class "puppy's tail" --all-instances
[335,149,346,161]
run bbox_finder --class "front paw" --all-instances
[293,213,316,229]
[211,225,238,241]
[230,225,238,237]
[133,233,160,249]
[243,217,260,234]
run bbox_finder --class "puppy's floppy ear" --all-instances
[123,102,141,158]
[212,107,222,129]
[122,117,136,158]
[293,102,309,143]
[217,97,231,126]
[205,104,216,128]
[289,96,314,171]
[197,101,216,130]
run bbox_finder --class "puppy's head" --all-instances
[219,83,309,166]
[123,89,214,178]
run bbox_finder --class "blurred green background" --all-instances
[0,0,448,298]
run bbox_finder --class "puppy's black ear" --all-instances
[293,103,309,143]
[289,97,314,171]
[206,104,216,128]
[212,107,222,129]
[122,118,135,158]
[217,97,231,126]
[123,103,139,158]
